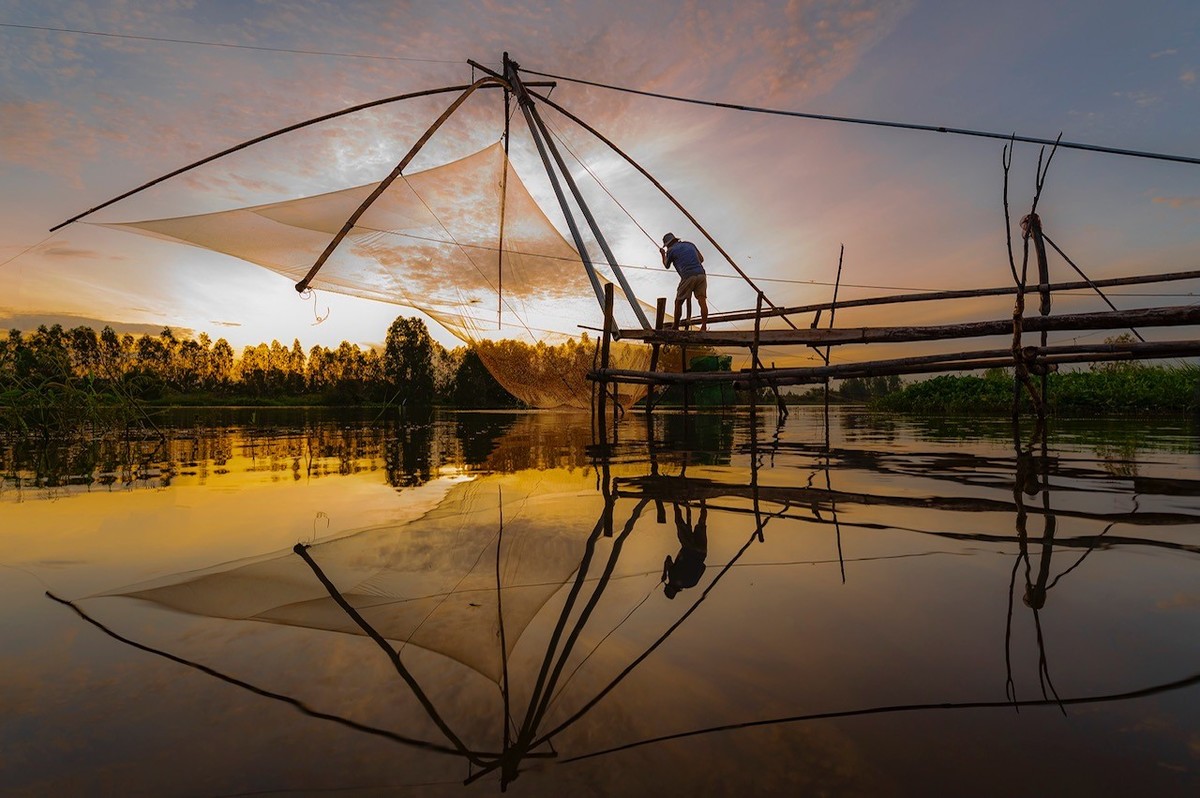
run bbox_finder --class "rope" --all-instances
[540,117,659,247]
[0,233,55,269]
[518,67,1200,167]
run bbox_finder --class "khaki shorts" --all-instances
[675,274,707,303]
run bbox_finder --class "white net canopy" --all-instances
[102,143,652,408]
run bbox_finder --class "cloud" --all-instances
[1150,48,1177,59]
[209,320,243,327]
[41,246,110,258]
[1111,89,1161,107]
[1156,592,1200,610]
[1152,196,1200,209]
[0,308,193,337]
[1,1,912,191]
[1182,69,1196,87]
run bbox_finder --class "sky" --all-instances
[1,0,1198,356]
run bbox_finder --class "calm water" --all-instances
[2,408,1198,796]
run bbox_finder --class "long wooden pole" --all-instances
[594,338,1200,386]
[506,65,608,316]
[517,84,798,330]
[522,98,650,328]
[295,76,505,293]
[619,304,1200,347]
[50,82,551,232]
[598,283,614,441]
[696,268,1200,326]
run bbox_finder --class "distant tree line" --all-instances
[0,316,521,410]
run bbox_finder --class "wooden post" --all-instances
[598,284,615,443]
[824,246,844,451]
[646,297,666,419]
[681,302,690,415]
[751,291,763,423]
[1028,213,1051,418]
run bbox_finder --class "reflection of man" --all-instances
[662,501,708,599]
[661,232,708,331]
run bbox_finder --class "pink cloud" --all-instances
[1152,196,1200,209]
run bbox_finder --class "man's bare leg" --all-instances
[672,298,685,329]
[698,296,709,331]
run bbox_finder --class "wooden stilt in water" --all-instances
[1028,213,1052,419]
[750,291,763,424]
[682,295,691,416]
[598,283,614,444]
[646,297,666,419]
[824,246,844,451]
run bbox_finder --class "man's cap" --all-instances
[662,232,678,246]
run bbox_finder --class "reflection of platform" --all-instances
[43,413,1200,793]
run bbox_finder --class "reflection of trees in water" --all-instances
[49,436,1200,792]
[1,411,635,494]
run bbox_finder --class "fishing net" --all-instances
[105,472,604,685]
[101,143,652,409]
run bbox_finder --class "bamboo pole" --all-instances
[619,304,1200,347]
[514,83,799,330]
[50,81,549,232]
[645,297,666,418]
[750,291,763,420]
[295,76,505,293]
[598,283,614,441]
[1027,213,1052,410]
[1042,234,1146,342]
[823,245,844,444]
[593,338,1200,386]
[694,268,1200,327]
[508,68,608,316]
[523,98,651,329]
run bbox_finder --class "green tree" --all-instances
[383,316,435,404]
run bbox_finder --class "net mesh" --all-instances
[106,472,603,685]
[102,143,652,408]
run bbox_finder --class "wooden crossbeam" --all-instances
[621,305,1200,348]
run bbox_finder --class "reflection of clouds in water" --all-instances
[1156,592,1200,610]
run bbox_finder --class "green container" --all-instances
[688,354,734,407]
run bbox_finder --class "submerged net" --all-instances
[102,143,651,408]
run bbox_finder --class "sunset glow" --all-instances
[2,1,1198,358]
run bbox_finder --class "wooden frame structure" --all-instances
[52,53,1200,439]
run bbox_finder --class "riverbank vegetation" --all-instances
[872,363,1200,415]
[0,317,521,436]
[5,321,1198,439]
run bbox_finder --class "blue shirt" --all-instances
[665,241,704,278]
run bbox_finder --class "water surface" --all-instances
[2,408,1198,796]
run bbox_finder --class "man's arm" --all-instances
[661,246,670,268]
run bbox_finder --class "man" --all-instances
[661,232,708,331]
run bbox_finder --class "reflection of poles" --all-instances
[563,668,1200,764]
[45,592,467,757]
[292,543,486,764]
[467,489,651,788]
[1004,421,1062,712]
[532,497,785,748]
[496,487,512,753]
[825,457,846,584]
